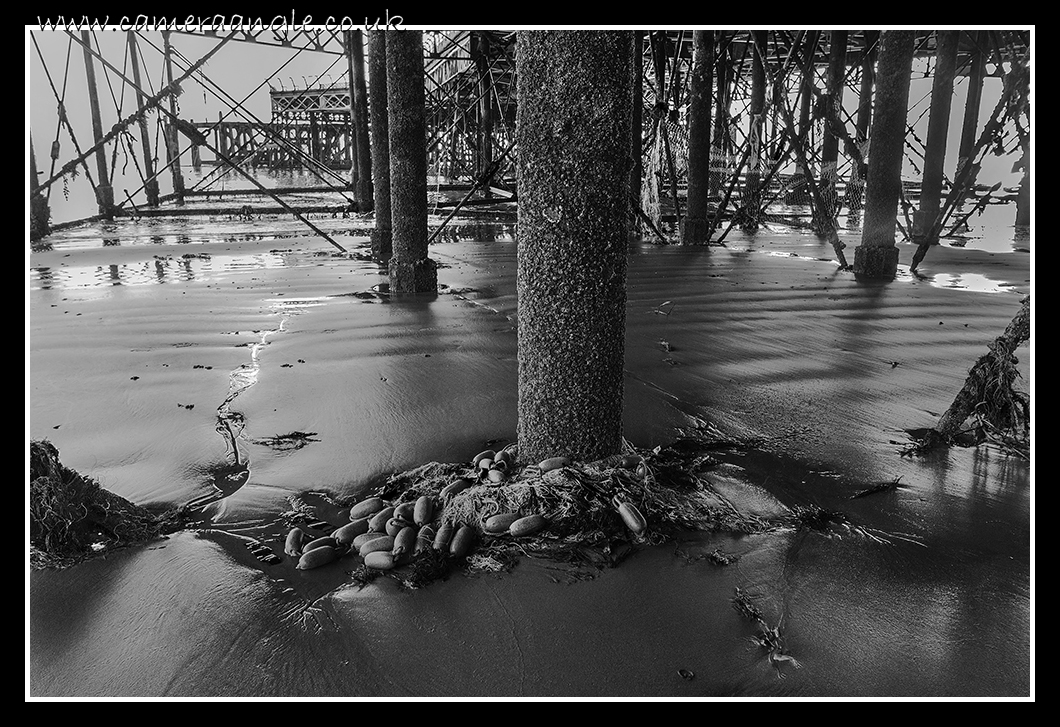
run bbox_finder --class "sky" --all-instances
[26,27,1030,224]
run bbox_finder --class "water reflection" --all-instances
[29,251,303,290]
[928,272,1015,294]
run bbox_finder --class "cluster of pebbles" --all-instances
[285,446,649,573]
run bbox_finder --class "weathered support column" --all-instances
[309,111,320,164]
[127,31,159,206]
[348,30,373,211]
[668,31,684,124]
[709,34,731,196]
[853,30,915,280]
[817,30,848,227]
[1015,130,1030,227]
[386,29,436,293]
[741,30,768,230]
[516,30,634,464]
[844,30,878,214]
[785,30,818,205]
[956,30,987,180]
[630,30,644,225]
[162,31,185,205]
[80,31,114,219]
[680,30,713,244]
[913,30,959,243]
[474,31,494,198]
[30,135,50,241]
[367,31,392,262]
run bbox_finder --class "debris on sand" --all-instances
[30,440,181,569]
[851,476,906,499]
[905,295,1030,459]
[731,588,802,678]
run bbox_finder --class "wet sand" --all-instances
[28,208,1032,698]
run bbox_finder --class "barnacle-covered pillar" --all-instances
[386,29,436,293]
[516,31,635,464]
[680,30,713,244]
[81,31,114,219]
[912,30,959,242]
[817,30,848,227]
[367,31,392,262]
[853,30,915,280]
[348,30,374,211]
[30,136,50,241]
[845,30,878,215]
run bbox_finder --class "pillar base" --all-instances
[679,216,709,245]
[96,184,115,219]
[371,227,393,264]
[388,256,437,294]
[852,245,899,280]
[145,180,161,208]
[30,193,50,242]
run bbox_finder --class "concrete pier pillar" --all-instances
[386,30,436,294]
[741,30,768,230]
[81,31,114,219]
[474,31,494,198]
[348,30,373,211]
[127,31,159,206]
[913,30,959,241]
[515,31,634,464]
[367,31,392,262]
[956,31,987,180]
[818,30,848,226]
[30,136,50,241]
[845,30,878,215]
[854,30,915,279]
[710,37,733,197]
[785,30,819,205]
[630,30,643,222]
[681,30,713,244]
[1015,132,1030,227]
[162,31,185,205]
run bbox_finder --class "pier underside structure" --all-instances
[30,29,1029,253]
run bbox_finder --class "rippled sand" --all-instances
[28,207,1031,698]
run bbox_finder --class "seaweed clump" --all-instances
[30,440,177,569]
[357,435,775,588]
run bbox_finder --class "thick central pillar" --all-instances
[386,30,436,293]
[516,31,634,464]
[854,30,915,279]
[367,31,391,262]
[681,30,713,244]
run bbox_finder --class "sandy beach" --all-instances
[28,205,1031,698]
